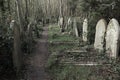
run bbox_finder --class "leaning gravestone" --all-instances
[73,19,79,37]
[106,18,120,58]
[82,18,88,42]
[10,20,22,72]
[94,19,107,51]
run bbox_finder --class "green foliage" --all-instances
[21,24,43,54]
[47,23,120,80]
[47,46,120,80]
[0,24,16,79]
[46,52,59,71]
[46,52,92,80]
[0,24,13,57]
[54,65,92,80]
[87,12,101,44]
[68,0,79,16]
[33,24,43,38]
[80,0,120,20]
[48,24,78,42]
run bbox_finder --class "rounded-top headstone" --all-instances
[94,19,107,51]
[106,18,120,58]
[83,18,88,42]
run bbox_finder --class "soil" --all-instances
[24,26,51,80]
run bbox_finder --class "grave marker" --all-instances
[106,18,120,58]
[82,18,88,42]
[94,19,107,51]
[10,20,22,72]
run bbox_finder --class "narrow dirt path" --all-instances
[25,26,50,80]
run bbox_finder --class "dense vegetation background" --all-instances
[0,0,120,80]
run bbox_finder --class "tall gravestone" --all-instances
[10,20,22,72]
[66,17,72,30]
[27,23,33,53]
[82,18,88,42]
[58,17,65,32]
[106,18,120,58]
[73,19,79,37]
[94,19,107,51]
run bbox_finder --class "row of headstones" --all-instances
[58,17,82,36]
[58,17,120,58]
[66,17,87,39]
[84,18,120,58]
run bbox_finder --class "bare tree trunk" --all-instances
[16,0,23,32]
[0,0,5,26]
[25,0,29,28]
[60,0,62,17]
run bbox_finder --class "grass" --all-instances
[46,55,110,80]
[49,44,79,53]
[51,65,92,80]
[48,24,78,42]
[47,24,94,80]
[47,24,119,80]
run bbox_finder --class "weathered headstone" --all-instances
[66,17,72,30]
[10,20,22,72]
[10,20,15,29]
[106,18,120,58]
[58,17,63,28]
[73,19,79,37]
[82,18,88,42]
[94,19,107,51]
[58,17,65,32]
[68,18,72,25]
[27,23,33,52]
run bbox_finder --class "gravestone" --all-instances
[58,17,65,32]
[58,17,63,28]
[106,18,120,58]
[94,19,107,51]
[66,17,72,30]
[27,23,33,52]
[10,20,22,72]
[82,18,88,42]
[27,22,33,38]
[73,19,79,37]
[10,20,15,29]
